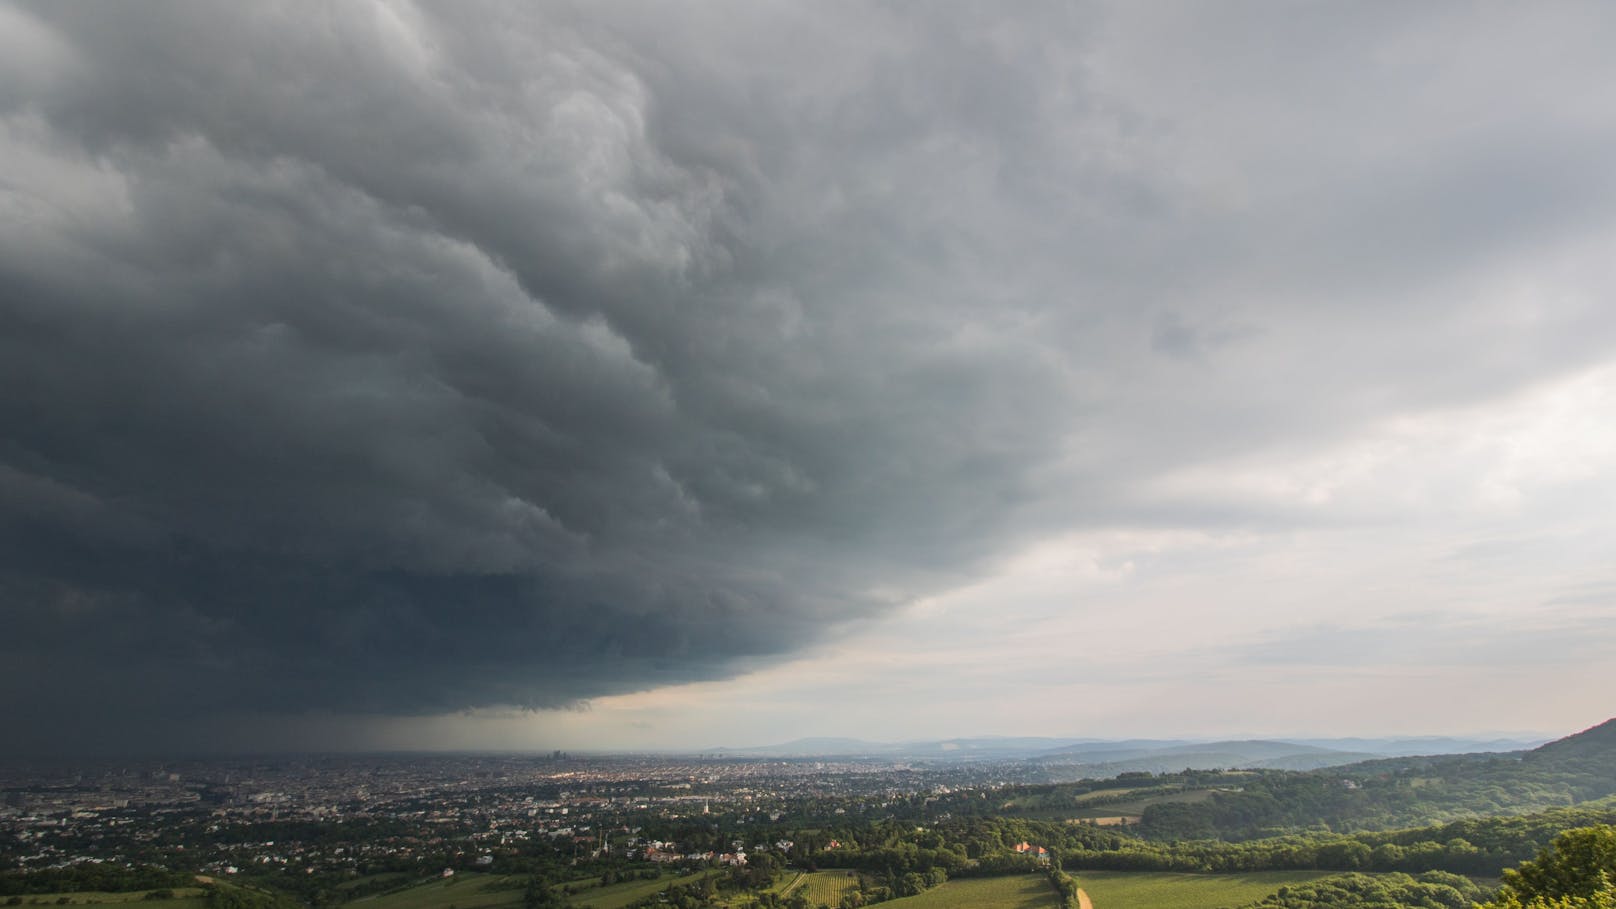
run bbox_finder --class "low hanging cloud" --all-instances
[5,2,1616,750]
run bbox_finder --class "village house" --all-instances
[1013,841,1051,863]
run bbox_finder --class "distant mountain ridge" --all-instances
[1292,736,1541,755]
[708,732,1547,772]
[712,736,1104,759]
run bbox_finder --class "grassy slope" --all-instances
[880,876,1059,909]
[335,874,414,893]
[340,870,724,909]
[566,873,717,909]
[1074,871,1334,909]
[7,891,207,909]
[1006,787,1220,822]
[1068,790,1217,820]
[344,875,526,909]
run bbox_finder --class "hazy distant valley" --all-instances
[713,734,1546,773]
[6,718,1616,909]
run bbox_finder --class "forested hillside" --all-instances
[1136,720,1616,839]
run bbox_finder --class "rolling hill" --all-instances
[1134,717,1616,840]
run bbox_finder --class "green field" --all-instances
[565,872,716,909]
[339,870,714,909]
[782,870,864,908]
[1069,788,1144,805]
[336,874,414,893]
[3,886,208,899]
[1065,789,1217,820]
[1074,871,1336,909]
[344,874,526,909]
[880,875,1059,909]
[1002,786,1222,822]
[6,891,207,909]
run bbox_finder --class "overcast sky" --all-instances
[4,2,1616,755]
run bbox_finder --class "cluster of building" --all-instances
[0,754,1015,877]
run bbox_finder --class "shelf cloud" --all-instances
[5,2,1616,750]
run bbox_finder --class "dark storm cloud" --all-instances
[0,1,1094,747]
[5,1,1616,749]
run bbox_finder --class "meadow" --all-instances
[334,875,413,894]
[342,874,526,909]
[5,890,207,909]
[336,870,720,909]
[563,874,712,909]
[1073,870,1336,909]
[878,875,1060,909]
[1001,785,1221,822]
[1067,788,1218,819]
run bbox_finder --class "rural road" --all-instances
[1077,887,1094,909]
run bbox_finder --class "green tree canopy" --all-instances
[1483,826,1616,909]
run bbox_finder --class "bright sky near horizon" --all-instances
[3,2,1615,753]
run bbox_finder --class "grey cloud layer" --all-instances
[4,2,1616,749]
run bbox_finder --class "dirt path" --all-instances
[779,871,805,894]
[1077,887,1094,909]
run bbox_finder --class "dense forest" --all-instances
[1245,826,1616,909]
